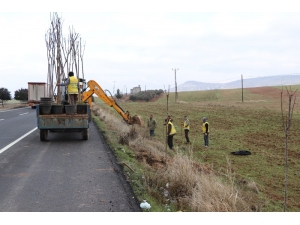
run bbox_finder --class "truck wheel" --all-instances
[82,129,89,140]
[40,129,48,141]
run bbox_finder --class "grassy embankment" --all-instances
[92,86,300,212]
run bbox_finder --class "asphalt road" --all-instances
[0,107,141,212]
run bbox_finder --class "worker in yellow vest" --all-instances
[66,72,79,105]
[202,117,209,147]
[183,115,191,144]
[56,71,79,105]
[167,117,177,150]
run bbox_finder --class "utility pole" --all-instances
[165,85,170,153]
[241,74,244,102]
[172,68,179,103]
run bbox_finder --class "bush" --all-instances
[0,87,11,100]
[115,89,123,99]
[129,89,163,102]
[14,88,28,101]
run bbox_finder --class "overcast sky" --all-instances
[1,1,300,96]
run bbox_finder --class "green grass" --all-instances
[3,99,20,104]
[102,86,300,212]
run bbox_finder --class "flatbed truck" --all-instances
[36,104,90,141]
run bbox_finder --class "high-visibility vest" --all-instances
[202,122,209,133]
[168,121,177,135]
[68,76,79,94]
[183,119,190,130]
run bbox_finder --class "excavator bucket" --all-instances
[131,115,144,127]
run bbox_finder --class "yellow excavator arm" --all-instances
[81,80,134,125]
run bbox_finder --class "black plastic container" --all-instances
[77,104,88,114]
[65,105,77,115]
[51,105,64,114]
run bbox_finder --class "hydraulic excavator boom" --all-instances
[81,80,143,126]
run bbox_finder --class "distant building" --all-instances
[130,85,141,94]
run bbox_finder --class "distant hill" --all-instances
[171,75,300,92]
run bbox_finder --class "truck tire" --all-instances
[82,129,89,140]
[40,129,48,141]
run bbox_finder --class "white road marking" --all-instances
[0,119,4,121]
[19,113,28,116]
[0,127,38,154]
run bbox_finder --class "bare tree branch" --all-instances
[281,85,297,212]
[45,12,85,104]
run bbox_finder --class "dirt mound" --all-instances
[131,115,145,127]
[136,149,166,170]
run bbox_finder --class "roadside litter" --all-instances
[231,150,252,156]
[140,200,151,210]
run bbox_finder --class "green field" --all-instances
[93,86,300,211]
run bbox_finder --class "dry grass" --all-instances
[0,102,27,111]
[146,154,253,212]
[91,103,258,212]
